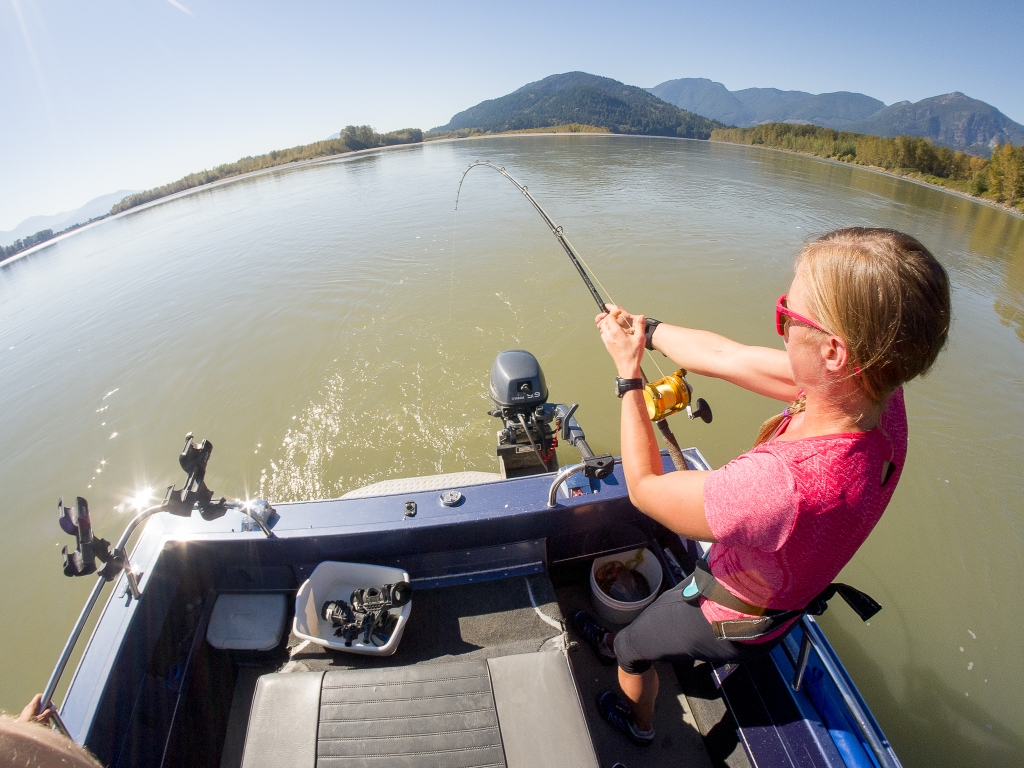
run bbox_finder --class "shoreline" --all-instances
[706,139,1024,221]
[0,140,428,268]
[5,133,1020,268]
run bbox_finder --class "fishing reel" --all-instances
[644,369,712,424]
[322,581,412,647]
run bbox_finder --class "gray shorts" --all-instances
[613,580,784,675]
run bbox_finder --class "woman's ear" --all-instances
[822,335,849,373]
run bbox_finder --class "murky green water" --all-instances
[1,136,1021,766]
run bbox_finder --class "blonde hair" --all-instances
[0,717,104,768]
[754,228,950,446]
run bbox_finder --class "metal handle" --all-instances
[40,503,164,735]
[548,463,586,507]
[547,459,622,507]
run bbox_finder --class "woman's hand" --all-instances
[596,303,646,378]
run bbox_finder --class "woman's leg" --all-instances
[617,666,659,731]
[611,581,783,730]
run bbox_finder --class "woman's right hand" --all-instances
[597,303,640,335]
[596,304,646,378]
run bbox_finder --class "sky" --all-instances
[2,0,1023,233]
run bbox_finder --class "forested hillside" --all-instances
[847,93,1024,156]
[433,72,723,139]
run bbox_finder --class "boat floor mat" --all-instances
[557,581,715,768]
[284,574,565,672]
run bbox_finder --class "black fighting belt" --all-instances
[680,559,881,641]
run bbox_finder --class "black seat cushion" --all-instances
[319,660,504,768]
[241,653,599,768]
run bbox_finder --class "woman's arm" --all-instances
[597,309,716,541]
[603,304,798,402]
[652,324,798,402]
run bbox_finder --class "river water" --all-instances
[1,136,1021,766]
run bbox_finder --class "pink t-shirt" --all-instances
[701,388,907,641]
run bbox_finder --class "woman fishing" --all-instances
[572,227,951,745]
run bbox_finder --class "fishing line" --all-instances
[454,162,667,376]
[449,206,458,324]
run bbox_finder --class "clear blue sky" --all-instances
[2,0,1022,232]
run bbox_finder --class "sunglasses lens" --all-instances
[775,296,788,336]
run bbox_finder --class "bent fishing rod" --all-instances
[455,161,711,472]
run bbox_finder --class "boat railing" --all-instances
[42,500,275,738]
[786,615,902,768]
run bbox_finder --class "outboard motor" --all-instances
[488,350,559,478]
[488,350,614,481]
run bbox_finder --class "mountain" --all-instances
[433,72,723,139]
[731,87,814,116]
[648,78,815,126]
[648,78,1024,155]
[849,92,1024,155]
[647,78,754,126]
[756,91,885,129]
[649,77,882,130]
[1,190,138,246]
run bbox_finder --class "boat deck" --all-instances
[216,567,748,768]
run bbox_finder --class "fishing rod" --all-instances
[455,161,712,472]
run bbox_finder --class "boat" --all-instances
[42,348,902,768]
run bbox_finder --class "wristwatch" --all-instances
[644,318,661,351]
[615,376,644,398]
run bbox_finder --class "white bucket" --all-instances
[293,561,412,655]
[589,548,663,625]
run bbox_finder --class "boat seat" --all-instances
[240,651,600,768]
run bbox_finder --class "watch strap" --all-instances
[615,376,644,397]
[644,318,661,351]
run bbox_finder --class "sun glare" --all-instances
[130,488,154,512]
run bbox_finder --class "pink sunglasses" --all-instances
[775,294,831,336]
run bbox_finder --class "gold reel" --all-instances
[643,370,691,422]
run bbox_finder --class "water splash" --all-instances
[258,344,494,503]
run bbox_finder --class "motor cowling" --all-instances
[489,350,548,409]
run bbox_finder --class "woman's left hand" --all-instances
[596,304,646,378]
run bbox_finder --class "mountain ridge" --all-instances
[649,78,1024,155]
[433,72,723,139]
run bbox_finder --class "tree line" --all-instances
[711,124,1024,210]
[1,229,55,261]
[0,214,108,263]
[110,126,422,215]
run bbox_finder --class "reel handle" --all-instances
[689,398,713,424]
